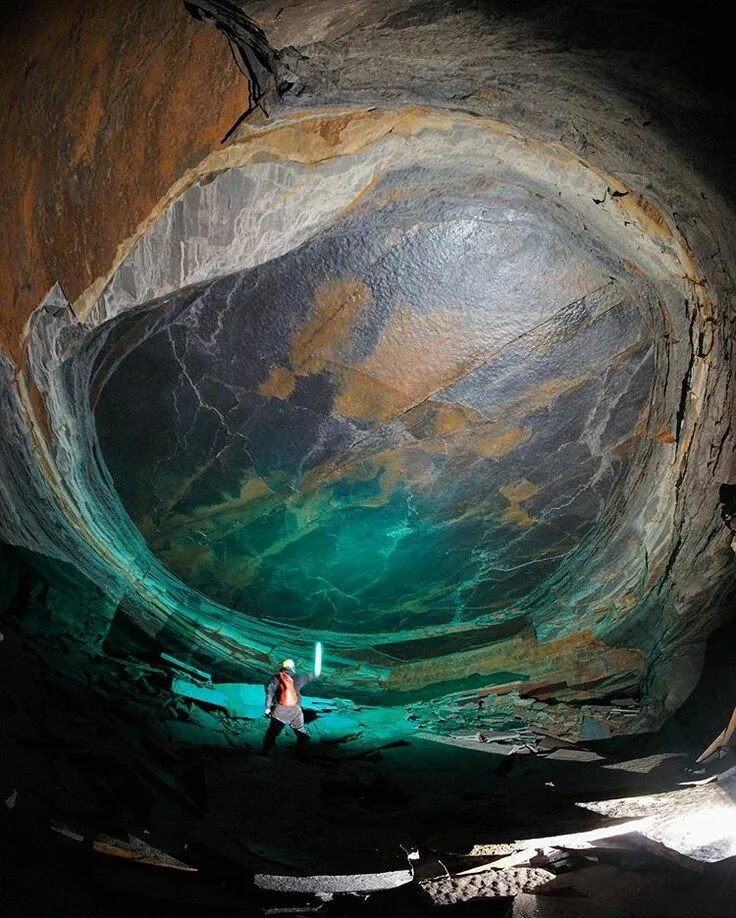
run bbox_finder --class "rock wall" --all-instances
[0,0,245,364]
[1,0,734,739]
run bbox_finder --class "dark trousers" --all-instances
[262,705,309,756]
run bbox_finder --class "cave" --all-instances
[1,1,735,915]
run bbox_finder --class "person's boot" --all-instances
[295,732,310,761]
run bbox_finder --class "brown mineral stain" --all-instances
[404,401,530,460]
[150,472,272,542]
[69,105,704,348]
[335,174,381,218]
[381,627,645,694]
[0,0,245,365]
[473,424,532,458]
[500,479,539,526]
[239,476,271,503]
[253,490,335,560]
[23,373,55,447]
[290,278,372,376]
[622,257,645,277]
[361,450,406,507]
[645,560,666,590]
[654,428,676,444]
[297,401,533,511]
[333,373,411,424]
[259,365,296,400]
[315,113,365,147]
[616,592,638,612]
[506,377,589,418]
[403,401,481,439]
[612,435,641,456]
[229,109,409,168]
[616,192,673,239]
[335,304,483,423]
[159,541,213,573]
[375,186,415,205]
[336,179,420,222]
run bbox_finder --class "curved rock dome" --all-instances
[95,149,654,636]
[1,0,735,732]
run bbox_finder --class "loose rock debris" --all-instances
[2,598,736,914]
[419,867,556,905]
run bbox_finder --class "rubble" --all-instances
[419,866,555,905]
[92,833,198,871]
[254,870,413,894]
[580,768,736,865]
[171,679,228,709]
[510,862,733,918]
[603,754,688,774]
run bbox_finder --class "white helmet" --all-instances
[281,658,296,670]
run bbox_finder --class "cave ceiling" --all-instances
[0,0,735,741]
[95,174,654,639]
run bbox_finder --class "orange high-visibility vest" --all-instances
[275,671,299,706]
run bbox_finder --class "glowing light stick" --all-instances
[314,641,323,678]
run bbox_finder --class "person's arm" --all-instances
[264,676,278,713]
[295,673,316,690]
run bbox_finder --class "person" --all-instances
[261,658,317,757]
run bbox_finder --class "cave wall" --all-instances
[0,0,245,364]
[1,0,735,740]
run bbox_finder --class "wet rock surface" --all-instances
[1,0,734,724]
[95,230,653,636]
[1,1,736,914]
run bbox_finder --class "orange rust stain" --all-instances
[505,377,589,418]
[334,373,411,426]
[290,278,372,376]
[616,592,639,612]
[382,628,645,693]
[391,107,501,140]
[149,470,273,542]
[344,447,423,508]
[259,365,296,400]
[403,399,531,460]
[654,428,676,444]
[315,113,364,147]
[228,109,409,167]
[616,191,674,239]
[500,479,539,526]
[404,400,481,439]
[335,304,483,423]
[375,186,416,205]
[473,424,532,459]
[334,174,381,218]
[645,559,666,590]
[360,450,407,508]
[612,434,643,456]
[622,257,645,277]
[0,0,246,365]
